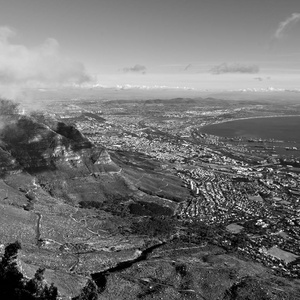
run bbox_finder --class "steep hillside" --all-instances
[0,110,187,298]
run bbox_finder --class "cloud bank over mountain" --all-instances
[0,26,91,88]
[210,63,260,75]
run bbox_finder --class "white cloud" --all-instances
[122,64,147,73]
[0,26,91,87]
[274,13,300,39]
[210,63,260,75]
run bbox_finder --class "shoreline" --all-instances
[200,114,300,128]
[199,114,300,143]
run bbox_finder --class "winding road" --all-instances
[35,212,43,248]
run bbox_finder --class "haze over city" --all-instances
[0,0,300,92]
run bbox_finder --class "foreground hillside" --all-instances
[0,100,299,299]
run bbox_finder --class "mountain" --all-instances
[0,111,188,298]
[0,106,299,299]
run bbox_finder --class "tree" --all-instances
[25,268,58,300]
[130,217,176,238]
[0,241,59,300]
[0,241,24,299]
[74,279,98,300]
[223,276,272,300]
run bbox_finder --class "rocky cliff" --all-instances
[0,115,120,175]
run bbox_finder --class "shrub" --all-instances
[131,217,176,238]
[0,241,59,300]
[73,279,98,300]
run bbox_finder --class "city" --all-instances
[42,95,300,279]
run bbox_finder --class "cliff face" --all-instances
[0,146,22,176]
[0,116,119,174]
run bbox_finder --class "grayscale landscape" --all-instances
[1,1,300,299]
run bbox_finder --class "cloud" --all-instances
[274,13,300,39]
[183,63,192,71]
[0,26,91,88]
[253,77,271,82]
[0,26,15,42]
[210,63,260,75]
[254,77,263,81]
[115,84,194,90]
[122,64,146,73]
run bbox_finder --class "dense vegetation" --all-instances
[130,216,177,238]
[79,194,131,217]
[72,280,98,300]
[128,201,173,216]
[0,241,58,300]
[223,276,272,300]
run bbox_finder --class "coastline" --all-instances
[200,114,300,128]
[199,115,300,143]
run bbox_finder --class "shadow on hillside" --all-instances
[0,117,57,173]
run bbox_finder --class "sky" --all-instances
[1,0,300,93]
